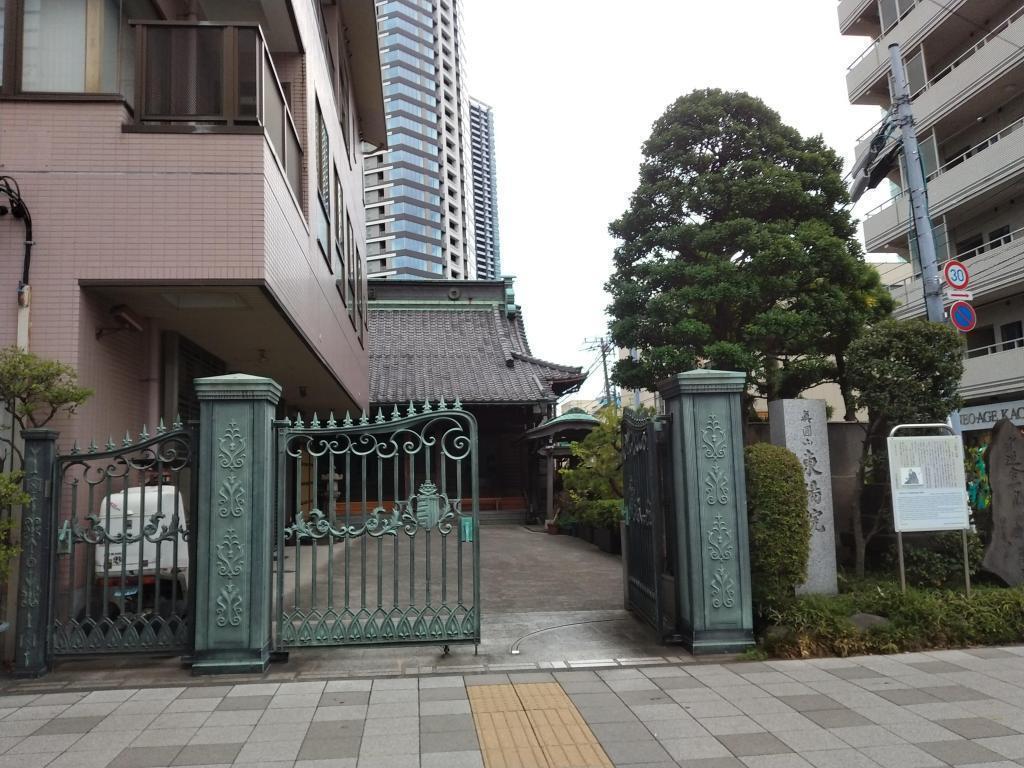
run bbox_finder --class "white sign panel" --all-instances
[958,399,1024,431]
[887,435,970,532]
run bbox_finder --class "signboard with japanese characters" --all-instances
[887,435,970,533]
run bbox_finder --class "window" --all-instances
[956,233,984,260]
[339,63,351,159]
[333,164,345,283]
[356,243,365,344]
[1001,321,1024,351]
[966,325,995,359]
[316,100,330,259]
[346,215,356,325]
[989,225,1011,250]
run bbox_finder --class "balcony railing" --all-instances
[919,4,1024,96]
[131,21,302,198]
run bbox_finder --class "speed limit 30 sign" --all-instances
[944,260,970,289]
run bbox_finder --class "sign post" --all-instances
[887,423,972,596]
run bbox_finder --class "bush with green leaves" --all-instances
[0,345,93,430]
[745,443,810,611]
[577,499,624,528]
[763,583,1024,658]
[0,471,29,585]
[884,531,984,589]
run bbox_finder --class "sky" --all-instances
[461,0,894,403]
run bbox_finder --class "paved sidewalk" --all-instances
[4,646,1024,767]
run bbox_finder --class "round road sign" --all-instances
[944,260,970,289]
[949,300,977,333]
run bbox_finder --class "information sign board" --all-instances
[887,435,970,533]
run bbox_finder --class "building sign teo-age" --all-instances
[958,399,1024,431]
[887,435,970,533]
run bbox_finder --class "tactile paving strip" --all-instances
[469,682,613,768]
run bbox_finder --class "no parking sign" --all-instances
[949,300,977,333]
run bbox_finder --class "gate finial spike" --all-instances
[157,417,166,434]
[327,411,337,428]
[139,424,149,441]
[342,411,353,427]
[88,439,98,454]
[283,415,292,427]
[375,408,386,424]
[422,398,433,413]
[311,412,321,429]
[106,435,116,451]
[391,404,401,421]
[123,431,133,447]
[454,395,462,410]
[70,440,80,455]
[438,396,448,410]
[295,412,305,429]
[172,413,182,430]
[408,400,417,416]
[359,410,369,426]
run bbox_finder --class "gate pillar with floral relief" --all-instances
[659,370,754,654]
[192,374,281,674]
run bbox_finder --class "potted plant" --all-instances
[589,499,624,555]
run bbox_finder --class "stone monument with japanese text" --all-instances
[983,418,1024,586]
[769,399,838,595]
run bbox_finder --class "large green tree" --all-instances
[606,89,893,417]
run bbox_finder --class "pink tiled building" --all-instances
[0,0,385,447]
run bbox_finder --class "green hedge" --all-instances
[764,585,1024,658]
[745,443,810,611]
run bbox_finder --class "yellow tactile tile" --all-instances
[482,746,550,768]
[526,708,588,730]
[543,743,614,768]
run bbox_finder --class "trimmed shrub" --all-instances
[0,471,28,585]
[578,499,623,528]
[885,531,984,589]
[745,443,810,611]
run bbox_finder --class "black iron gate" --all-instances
[622,409,672,636]
[49,423,198,655]
[274,402,480,650]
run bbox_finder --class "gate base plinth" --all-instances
[190,647,272,676]
[679,627,755,656]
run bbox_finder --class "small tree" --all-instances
[0,473,29,585]
[559,407,624,505]
[845,319,964,576]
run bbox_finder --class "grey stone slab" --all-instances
[32,715,104,734]
[738,756,813,768]
[8,733,82,754]
[601,739,673,764]
[357,733,419,756]
[576,703,639,723]
[925,685,990,702]
[676,759,744,768]
[907,661,965,674]
[917,738,1005,765]
[108,745,183,768]
[170,742,242,766]
[800,749,889,768]
[569,692,624,708]
[419,752,483,768]
[420,730,478,753]
[355,755,418,768]
[462,674,509,686]
[559,681,613,694]
[656,676,709,691]
[631,703,690,722]
[418,687,468,702]
[304,721,363,741]
[368,689,417,704]
[717,732,791,756]
[269,693,322,709]
[828,724,906,748]
[235,738,303,763]
[318,691,370,708]
[776,695,841,713]
[590,721,653,743]
[177,687,231,700]
[804,709,871,728]
[620,690,674,707]
[202,709,262,727]
[187,724,254,744]
[419,700,471,716]
[69,731,138,753]
[312,705,368,721]
[937,717,1020,739]
[859,743,945,768]
[697,716,765,735]
[419,714,475,733]
[644,717,711,740]
[773,729,849,752]
[681,701,744,718]
[827,667,879,681]
[883,719,961,743]
[876,688,940,705]
[659,736,733,761]
[976,735,1024,759]
[45,749,122,768]
[131,727,198,747]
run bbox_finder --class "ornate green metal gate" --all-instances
[274,401,480,650]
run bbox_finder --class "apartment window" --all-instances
[357,243,366,344]
[0,0,6,87]
[339,63,352,159]
[956,234,984,260]
[316,100,330,259]
[346,215,356,325]
[989,225,1011,250]
[966,325,995,358]
[333,164,345,284]
[1001,321,1024,351]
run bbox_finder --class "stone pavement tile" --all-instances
[803,709,871,729]
[775,696,840,713]
[717,733,791,757]
[228,683,280,697]
[680,701,743,718]
[107,745,182,768]
[421,730,480,753]
[676,759,744,768]
[608,678,660,693]
[257,706,315,724]
[937,717,1020,739]
[0,696,40,708]
[165,698,220,714]
[297,736,362,760]
[876,689,940,706]
[828,725,906,748]
[420,713,476,732]
[32,693,86,706]
[131,727,198,747]
[917,738,1006,765]
[0,755,62,768]
[187,724,253,745]
[925,685,991,702]
[9,733,81,754]
[203,709,262,727]
[6,704,70,720]
[248,721,311,742]
[419,675,464,689]
[737,698,799,716]
[357,733,419,756]
[150,712,209,729]
[295,759,357,768]
[419,751,483,768]
[464,674,510,687]
[355,755,418,768]
[773,729,848,752]
[858,743,945,768]
[659,735,733,761]
[178,687,231,700]
[33,715,104,734]
[363,716,417,736]
[631,703,690,722]
[574,703,636,723]
[590,721,652,743]
[760,684,818,698]
[214,695,271,711]
[81,691,138,704]
[718,686,773,703]
[305,720,363,740]
[801,748,885,768]
[698,716,765,735]
[419,687,468,701]
[553,671,600,683]
[978,735,1024,758]
[964,700,1024,718]
[907,661,965,674]
[312,705,367,721]
[657,676,712,691]
[235,737,303,763]
[883,719,961,742]
[421,699,471,715]
[322,680,371,694]
[568,692,622,709]
[170,742,242,766]
[0,736,22,754]
[601,739,673,764]
[827,667,879,681]
[640,665,692,678]
[365,702,416,718]
[95,713,159,732]
[620,690,674,707]
[738,755,813,768]
[750,712,817,732]
[644,717,711,740]
[69,731,138,752]
[669,688,730,705]
[368,689,416,704]
[368,678,416,691]
[269,693,321,709]
[906,702,978,720]
[46,748,121,768]
[111,699,169,716]
[279,682,327,696]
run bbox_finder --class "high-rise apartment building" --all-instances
[839,0,1024,433]
[365,0,476,280]
[470,98,501,279]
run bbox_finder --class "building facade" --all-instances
[839,0,1024,435]
[469,98,500,279]
[0,0,386,445]
[364,0,475,280]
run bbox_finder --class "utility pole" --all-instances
[888,43,961,433]
[584,336,615,412]
[888,43,944,326]
[630,348,642,408]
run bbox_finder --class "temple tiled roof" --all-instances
[368,280,585,405]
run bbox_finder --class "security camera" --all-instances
[110,304,144,333]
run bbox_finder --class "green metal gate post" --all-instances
[192,374,281,674]
[13,428,58,678]
[659,370,754,654]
